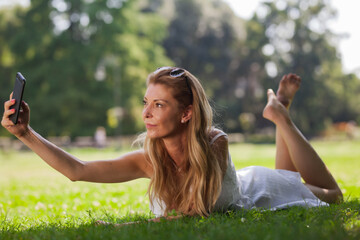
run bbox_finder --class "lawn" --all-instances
[0,140,359,239]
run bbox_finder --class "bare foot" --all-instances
[276,74,301,109]
[263,89,290,124]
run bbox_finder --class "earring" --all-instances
[181,120,185,123]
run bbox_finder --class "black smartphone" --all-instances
[9,72,26,124]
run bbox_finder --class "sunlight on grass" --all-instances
[0,140,359,239]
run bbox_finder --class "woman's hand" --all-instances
[1,93,30,138]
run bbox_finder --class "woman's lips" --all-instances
[146,124,156,128]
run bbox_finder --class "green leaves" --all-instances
[1,0,360,137]
[0,0,171,137]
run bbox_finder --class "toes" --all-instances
[283,74,301,88]
[267,88,275,97]
[289,73,301,83]
[267,89,276,101]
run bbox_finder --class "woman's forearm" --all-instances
[18,126,84,181]
[304,183,343,204]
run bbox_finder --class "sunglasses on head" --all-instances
[155,67,193,96]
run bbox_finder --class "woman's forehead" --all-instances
[144,84,174,100]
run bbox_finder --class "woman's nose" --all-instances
[142,105,152,119]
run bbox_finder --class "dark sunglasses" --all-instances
[156,67,193,96]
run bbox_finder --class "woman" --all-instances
[1,67,342,221]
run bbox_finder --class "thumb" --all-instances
[21,101,30,114]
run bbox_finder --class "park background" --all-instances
[1,0,360,144]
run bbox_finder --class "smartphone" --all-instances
[9,72,26,124]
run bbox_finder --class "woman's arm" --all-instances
[19,127,150,182]
[2,98,151,183]
[304,183,343,204]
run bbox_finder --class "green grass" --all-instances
[0,140,359,239]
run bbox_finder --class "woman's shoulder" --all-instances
[209,127,228,145]
[209,128,229,175]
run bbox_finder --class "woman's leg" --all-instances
[274,74,300,171]
[275,127,297,171]
[263,77,342,203]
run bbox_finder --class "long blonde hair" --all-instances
[139,67,222,216]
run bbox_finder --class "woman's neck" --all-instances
[163,131,188,168]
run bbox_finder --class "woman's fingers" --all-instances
[3,101,16,118]
[3,99,15,111]
[2,99,16,126]
[21,101,29,114]
[3,98,28,118]
[17,101,30,125]
[2,106,15,117]
[1,108,15,128]
[6,108,16,117]
[2,98,29,127]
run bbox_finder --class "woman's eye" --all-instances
[143,100,147,106]
[156,103,163,107]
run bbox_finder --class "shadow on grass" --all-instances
[1,200,359,240]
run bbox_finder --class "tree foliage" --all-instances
[252,0,360,135]
[0,0,171,137]
[155,0,360,135]
[1,0,359,138]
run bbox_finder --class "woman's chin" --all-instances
[146,131,161,139]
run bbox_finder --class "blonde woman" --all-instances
[2,67,342,223]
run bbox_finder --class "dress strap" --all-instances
[209,130,228,145]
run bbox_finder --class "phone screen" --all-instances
[10,72,26,124]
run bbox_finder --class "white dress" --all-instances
[150,131,328,217]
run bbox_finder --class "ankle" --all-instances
[273,111,292,127]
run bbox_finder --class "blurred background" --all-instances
[1,0,360,148]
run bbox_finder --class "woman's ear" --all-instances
[181,105,193,123]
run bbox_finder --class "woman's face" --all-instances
[142,83,185,139]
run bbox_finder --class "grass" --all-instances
[0,140,359,239]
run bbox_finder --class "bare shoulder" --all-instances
[124,149,153,178]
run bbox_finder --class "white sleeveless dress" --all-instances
[150,131,328,216]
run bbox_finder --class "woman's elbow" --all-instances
[306,183,343,204]
[65,171,81,182]
[333,188,343,204]
[68,175,79,182]
[326,188,343,204]
[66,162,86,182]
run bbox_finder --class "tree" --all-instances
[252,0,360,135]
[133,0,360,135]
[0,0,172,137]
[157,0,248,131]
